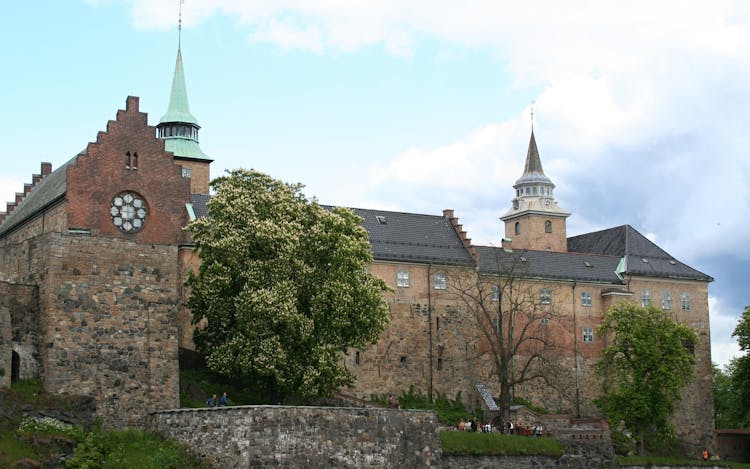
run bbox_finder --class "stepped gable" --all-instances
[0,157,79,237]
[568,224,713,281]
[345,207,476,266]
[476,245,622,283]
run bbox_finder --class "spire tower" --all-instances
[157,4,212,194]
[500,125,570,252]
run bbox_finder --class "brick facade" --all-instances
[66,97,191,245]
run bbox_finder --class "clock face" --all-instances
[111,191,148,233]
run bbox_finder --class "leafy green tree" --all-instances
[728,306,750,428]
[594,302,697,454]
[186,169,389,400]
[713,363,737,428]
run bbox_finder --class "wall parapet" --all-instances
[149,405,442,468]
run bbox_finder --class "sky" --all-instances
[2,1,748,368]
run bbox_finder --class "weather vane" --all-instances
[530,100,535,129]
[178,0,184,49]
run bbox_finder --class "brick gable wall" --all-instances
[66,96,191,245]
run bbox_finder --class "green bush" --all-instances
[17,416,83,441]
[67,432,105,469]
[610,430,635,456]
[67,429,201,469]
[373,386,480,425]
[510,397,550,414]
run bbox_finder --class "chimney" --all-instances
[41,162,52,176]
[0,213,5,224]
[7,202,17,213]
[15,193,23,205]
[24,183,32,195]
[126,96,139,112]
[32,174,42,185]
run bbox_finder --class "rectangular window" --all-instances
[662,291,672,310]
[540,317,550,326]
[491,285,500,302]
[434,273,447,290]
[355,351,360,365]
[581,291,592,307]
[396,271,410,287]
[583,327,594,343]
[681,292,691,311]
[642,289,651,307]
[182,167,192,178]
[492,317,499,333]
[540,288,551,304]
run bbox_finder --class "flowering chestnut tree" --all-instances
[187,169,389,400]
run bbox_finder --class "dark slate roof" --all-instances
[0,154,80,237]
[476,246,623,284]
[568,225,712,282]
[340,207,476,266]
[190,193,210,218]
[191,202,475,266]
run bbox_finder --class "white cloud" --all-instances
[709,295,742,369]
[250,18,324,53]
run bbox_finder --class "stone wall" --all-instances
[0,229,180,427]
[41,232,180,427]
[149,406,442,468]
[0,281,40,385]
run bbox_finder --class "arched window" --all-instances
[545,220,552,233]
[515,222,521,235]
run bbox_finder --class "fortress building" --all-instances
[0,47,715,449]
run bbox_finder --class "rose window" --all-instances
[110,192,148,233]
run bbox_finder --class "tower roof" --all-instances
[159,48,199,126]
[157,48,211,162]
[501,129,568,222]
[515,130,552,186]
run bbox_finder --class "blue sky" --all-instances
[2,1,748,367]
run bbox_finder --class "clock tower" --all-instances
[500,130,570,251]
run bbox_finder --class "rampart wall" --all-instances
[149,406,442,468]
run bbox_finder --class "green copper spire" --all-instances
[160,48,198,125]
[157,48,210,161]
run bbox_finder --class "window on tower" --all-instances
[545,220,552,233]
[515,222,521,235]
